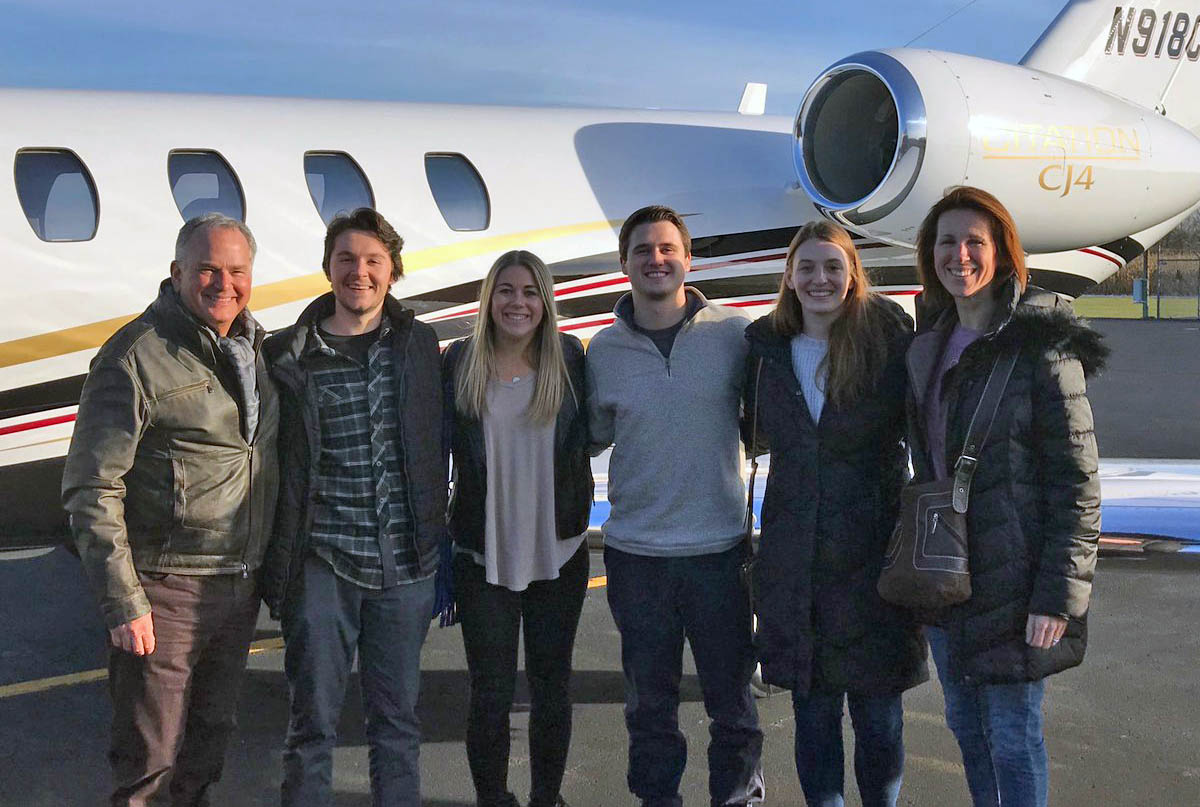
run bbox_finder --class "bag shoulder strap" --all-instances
[950,343,1020,513]
[744,357,764,547]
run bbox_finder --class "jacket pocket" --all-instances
[124,455,179,537]
[176,448,248,540]
[154,379,212,402]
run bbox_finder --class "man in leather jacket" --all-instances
[62,213,279,806]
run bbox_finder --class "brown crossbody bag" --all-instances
[877,345,1019,610]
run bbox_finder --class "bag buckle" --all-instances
[951,454,977,514]
[954,454,978,476]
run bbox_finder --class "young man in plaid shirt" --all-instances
[261,208,447,806]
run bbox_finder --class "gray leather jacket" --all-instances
[62,281,279,628]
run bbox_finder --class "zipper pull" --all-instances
[932,512,940,532]
[241,562,249,579]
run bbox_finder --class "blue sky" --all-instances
[0,0,1061,114]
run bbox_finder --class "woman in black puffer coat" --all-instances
[743,220,927,807]
[909,187,1104,807]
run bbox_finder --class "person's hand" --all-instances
[1025,613,1067,649]
[109,612,156,655]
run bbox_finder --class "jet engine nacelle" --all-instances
[794,49,1200,252]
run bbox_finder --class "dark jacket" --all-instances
[442,333,593,552]
[62,281,279,628]
[259,293,447,617]
[743,298,928,696]
[907,280,1106,685]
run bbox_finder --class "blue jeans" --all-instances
[281,556,436,807]
[604,545,764,807]
[791,690,904,807]
[927,627,1048,807]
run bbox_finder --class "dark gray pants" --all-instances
[108,572,259,807]
[280,556,435,807]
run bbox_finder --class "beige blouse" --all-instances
[473,372,585,591]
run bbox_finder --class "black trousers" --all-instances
[454,544,589,807]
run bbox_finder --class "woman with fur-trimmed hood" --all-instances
[909,186,1106,807]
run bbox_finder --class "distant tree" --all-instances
[1160,208,1200,251]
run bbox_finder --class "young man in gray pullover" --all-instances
[587,205,764,807]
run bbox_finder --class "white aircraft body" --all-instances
[2,0,1200,548]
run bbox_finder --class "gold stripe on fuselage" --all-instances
[0,218,620,370]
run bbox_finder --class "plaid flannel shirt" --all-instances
[306,319,419,589]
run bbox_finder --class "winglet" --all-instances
[738,82,767,116]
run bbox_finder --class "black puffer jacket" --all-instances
[743,298,928,696]
[908,280,1106,685]
[259,293,447,617]
[442,333,592,551]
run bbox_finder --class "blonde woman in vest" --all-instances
[443,250,592,807]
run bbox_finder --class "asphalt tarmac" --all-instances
[1085,318,1200,458]
[1,318,1198,806]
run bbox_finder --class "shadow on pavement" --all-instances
[238,666,702,747]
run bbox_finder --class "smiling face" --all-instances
[933,208,998,300]
[621,220,691,301]
[170,226,253,337]
[785,238,853,320]
[489,263,544,347]
[328,229,394,318]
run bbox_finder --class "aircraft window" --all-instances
[424,153,490,231]
[303,152,375,225]
[13,149,99,242]
[167,150,245,222]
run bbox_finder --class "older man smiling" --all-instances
[63,213,279,806]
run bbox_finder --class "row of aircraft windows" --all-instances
[12,148,491,243]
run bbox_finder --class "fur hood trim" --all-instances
[972,296,1109,378]
[918,281,1109,379]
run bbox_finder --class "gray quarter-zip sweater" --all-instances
[586,288,749,556]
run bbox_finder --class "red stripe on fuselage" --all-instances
[0,413,76,437]
[428,253,790,323]
[1079,248,1123,269]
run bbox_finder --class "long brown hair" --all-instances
[769,220,888,408]
[915,186,1028,312]
[455,250,569,424]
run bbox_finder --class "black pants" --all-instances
[454,544,589,807]
[108,572,259,807]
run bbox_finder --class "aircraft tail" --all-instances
[1021,1,1200,133]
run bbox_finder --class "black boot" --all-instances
[528,796,567,807]
[479,793,521,807]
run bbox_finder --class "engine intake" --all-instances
[794,48,1200,253]
[795,52,925,230]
